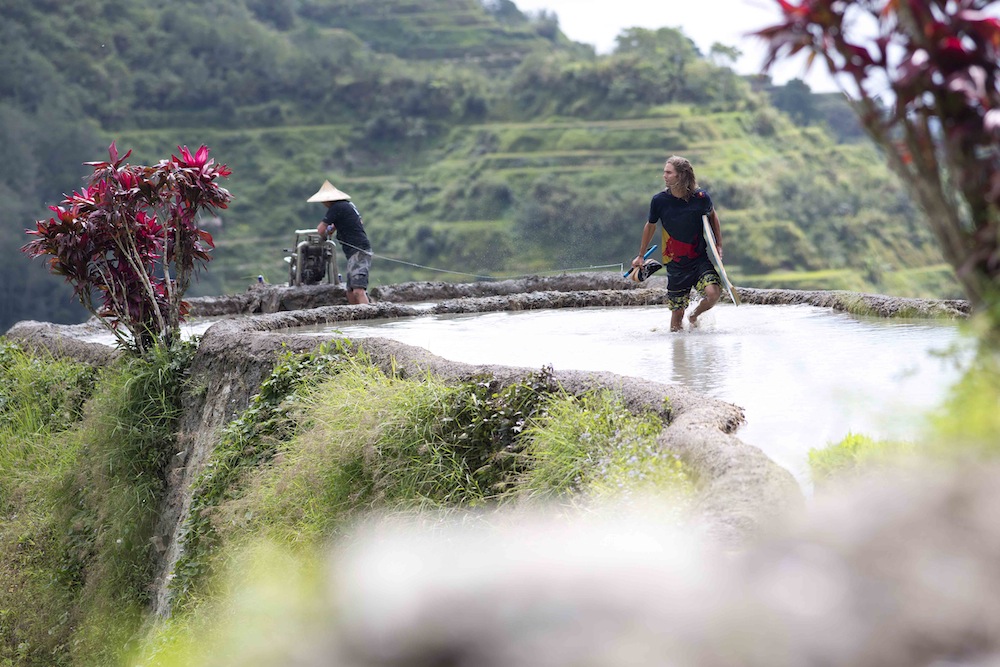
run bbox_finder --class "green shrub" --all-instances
[809,345,1000,489]
[168,352,556,610]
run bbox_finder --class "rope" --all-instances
[335,239,625,282]
[501,263,626,280]
[366,253,495,281]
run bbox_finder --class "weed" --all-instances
[368,366,559,506]
[0,341,101,666]
[0,336,695,662]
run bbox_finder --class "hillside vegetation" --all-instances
[0,0,960,331]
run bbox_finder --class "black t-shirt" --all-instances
[647,188,713,267]
[323,200,371,259]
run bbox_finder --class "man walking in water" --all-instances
[632,155,724,331]
[308,180,372,305]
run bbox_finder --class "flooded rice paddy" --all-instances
[301,302,970,489]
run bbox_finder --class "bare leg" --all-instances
[347,288,370,305]
[670,308,685,332]
[687,283,721,328]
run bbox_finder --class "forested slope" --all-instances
[0,0,959,331]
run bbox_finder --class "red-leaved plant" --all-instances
[756,0,1000,325]
[23,142,232,354]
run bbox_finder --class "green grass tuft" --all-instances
[519,390,694,504]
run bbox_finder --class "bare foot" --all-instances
[687,312,700,329]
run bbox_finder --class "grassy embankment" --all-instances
[0,338,693,666]
[0,341,189,666]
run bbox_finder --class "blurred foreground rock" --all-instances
[308,461,999,667]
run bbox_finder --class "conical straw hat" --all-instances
[306,180,351,203]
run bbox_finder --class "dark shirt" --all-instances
[323,200,371,259]
[647,188,714,267]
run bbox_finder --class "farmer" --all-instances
[307,180,372,305]
[632,155,723,331]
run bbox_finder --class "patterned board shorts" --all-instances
[345,251,372,290]
[666,258,721,311]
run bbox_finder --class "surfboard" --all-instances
[702,215,741,306]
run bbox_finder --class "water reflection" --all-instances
[666,332,738,392]
[315,303,970,490]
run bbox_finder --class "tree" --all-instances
[770,78,818,125]
[709,42,742,68]
[756,0,1000,331]
[22,142,232,355]
[528,9,560,40]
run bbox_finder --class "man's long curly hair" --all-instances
[666,155,698,199]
